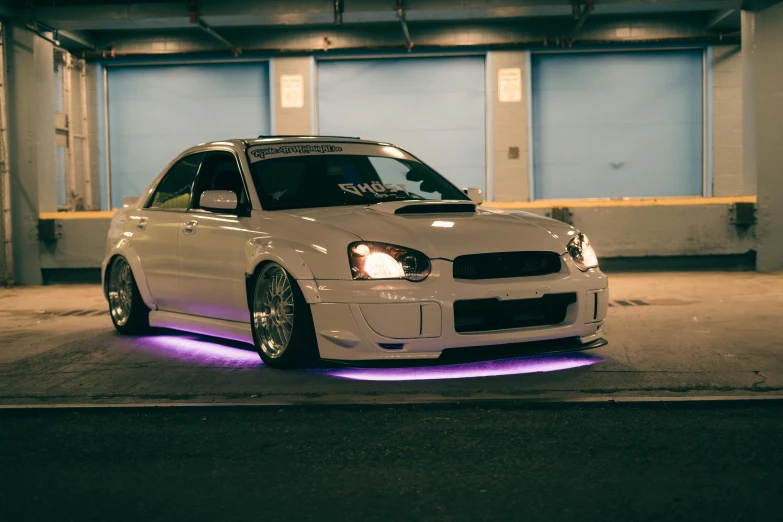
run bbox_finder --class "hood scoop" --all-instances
[369,200,477,215]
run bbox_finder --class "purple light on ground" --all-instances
[327,353,602,382]
[138,335,262,367]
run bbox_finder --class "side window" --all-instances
[191,151,249,211]
[147,153,205,210]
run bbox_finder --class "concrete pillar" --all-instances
[753,2,783,271]
[85,63,102,210]
[488,51,530,202]
[5,27,57,284]
[6,26,43,285]
[270,57,314,135]
[741,11,757,195]
[711,44,746,196]
[34,37,56,213]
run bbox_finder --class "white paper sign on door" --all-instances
[498,68,522,103]
[280,74,304,109]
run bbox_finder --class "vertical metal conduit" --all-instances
[0,23,13,284]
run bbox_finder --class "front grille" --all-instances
[453,251,562,280]
[454,293,576,333]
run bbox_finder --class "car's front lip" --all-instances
[306,258,608,361]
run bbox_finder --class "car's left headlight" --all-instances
[567,233,599,271]
[349,242,431,281]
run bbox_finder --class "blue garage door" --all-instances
[532,51,703,200]
[318,57,486,192]
[107,63,270,208]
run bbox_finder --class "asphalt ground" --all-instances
[1,402,782,522]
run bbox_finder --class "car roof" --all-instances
[188,136,397,151]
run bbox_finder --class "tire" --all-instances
[107,256,150,335]
[250,263,319,368]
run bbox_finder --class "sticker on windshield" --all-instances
[248,144,343,162]
[339,182,410,197]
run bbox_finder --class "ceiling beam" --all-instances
[28,0,744,31]
[58,29,95,49]
[705,8,736,27]
[0,3,95,49]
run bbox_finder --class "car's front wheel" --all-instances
[107,256,150,335]
[251,263,319,368]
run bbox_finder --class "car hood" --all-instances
[280,203,575,259]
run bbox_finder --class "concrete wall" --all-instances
[521,205,756,258]
[754,2,783,271]
[271,57,313,135]
[489,51,530,202]
[38,218,109,269]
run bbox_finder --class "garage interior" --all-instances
[0,0,780,285]
[0,1,782,520]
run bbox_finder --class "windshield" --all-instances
[247,152,470,211]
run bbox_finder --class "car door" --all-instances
[176,150,255,323]
[129,152,205,311]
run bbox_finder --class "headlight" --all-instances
[567,233,599,271]
[349,242,431,281]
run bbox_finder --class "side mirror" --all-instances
[463,187,484,205]
[200,190,238,211]
[122,196,139,208]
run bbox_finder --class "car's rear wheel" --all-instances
[107,256,150,334]
[251,263,319,368]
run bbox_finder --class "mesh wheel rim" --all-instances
[253,265,295,359]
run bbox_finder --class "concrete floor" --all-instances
[0,272,782,406]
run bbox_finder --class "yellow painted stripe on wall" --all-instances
[485,196,757,209]
[38,195,757,220]
[39,211,117,220]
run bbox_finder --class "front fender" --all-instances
[246,238,321,303]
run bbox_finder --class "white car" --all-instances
[103,137,608,368]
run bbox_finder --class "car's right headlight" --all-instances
[348,242,431,281]
[567,233,599,272]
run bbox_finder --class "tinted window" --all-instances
[191,152,249,210]
[249,155,468,211]
[148,153,204,210]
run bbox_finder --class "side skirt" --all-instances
[149,311,254,345]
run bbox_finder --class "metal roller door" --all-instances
[318,56,486,192]
[532,50,704,199]
[107,62,270,208]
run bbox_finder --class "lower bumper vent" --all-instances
[454,293,577,333]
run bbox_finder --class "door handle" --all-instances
[183,220,198,235]
[136,217,148,231]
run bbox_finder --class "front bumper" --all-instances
[308,257,608,361]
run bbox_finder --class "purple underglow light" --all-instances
[138,335,262,367]
[327,353,603,382]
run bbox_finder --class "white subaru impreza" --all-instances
[103,137,608,368]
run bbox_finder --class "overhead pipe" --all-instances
[0,23,13,285]
[567,0,595,46]
[396,0,414,52]
[334,0,344,25]
[188,0,242,57]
